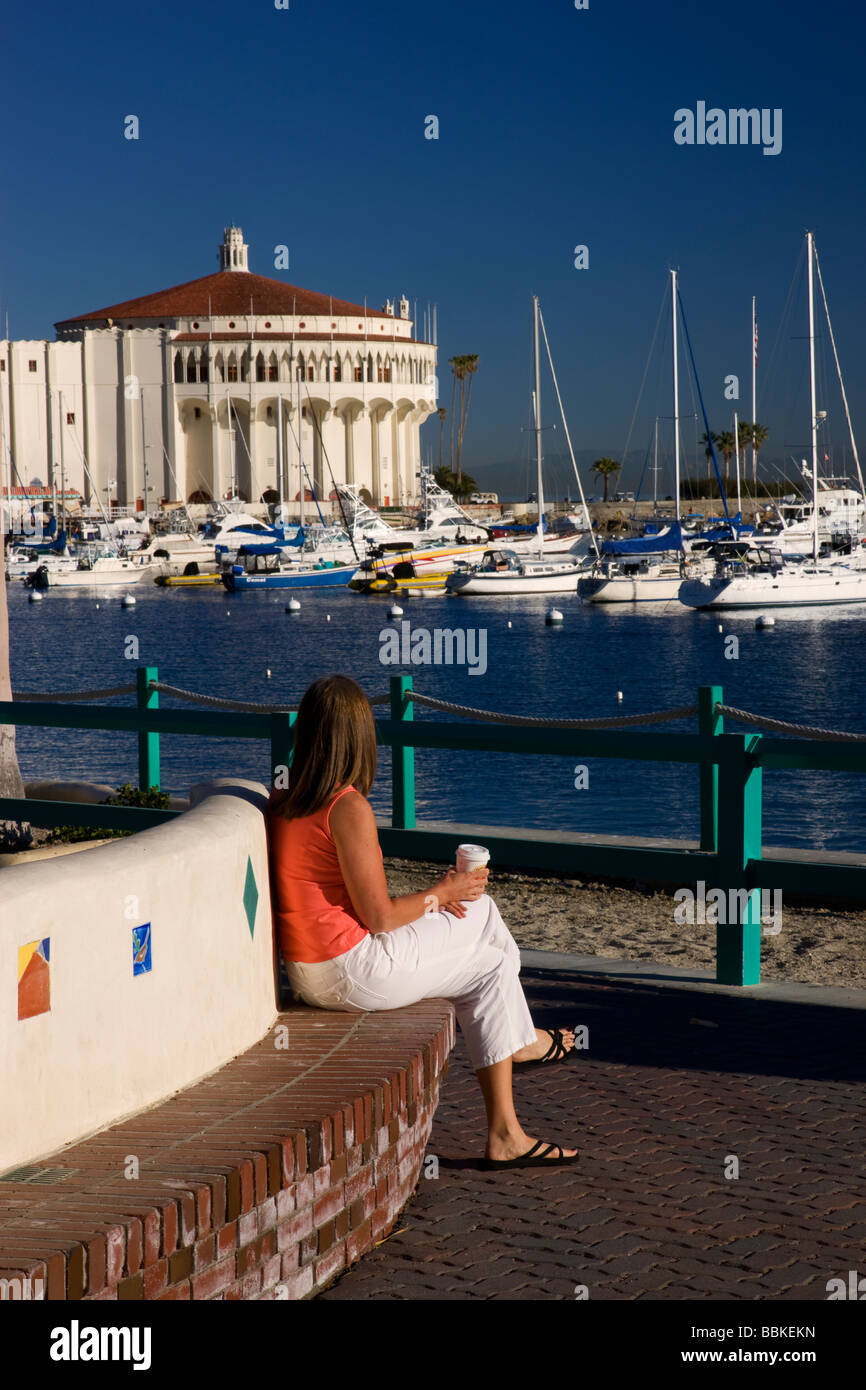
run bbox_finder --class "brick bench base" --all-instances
[0,1001,455,1301]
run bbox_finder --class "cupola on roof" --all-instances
[56,226,384,327]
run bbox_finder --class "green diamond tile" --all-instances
[243,856,259,938]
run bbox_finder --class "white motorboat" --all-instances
[334,479,490,553]
[26,545,166,588]
[411,471,492,543]
[753,482,866,556]
[5,546,77,582]
[128,532,218,575]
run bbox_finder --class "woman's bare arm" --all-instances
[330,789,487,933]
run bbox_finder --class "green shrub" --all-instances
[46,784,171,843]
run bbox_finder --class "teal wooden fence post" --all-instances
[137,666,160,793]
[698,684,723,852]
[270,712,296,790]
[715,732,763,986]
[390,674,416,830]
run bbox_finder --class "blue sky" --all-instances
[2,0,863,497]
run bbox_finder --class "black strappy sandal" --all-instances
[481,1140,580,1171]
[513,1027,575,1069]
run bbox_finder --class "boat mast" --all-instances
[807,231,819,565]
[58,388,67,532]
[297,372,305,529]
[276,392,284,518]
[0,347,9,533]
[225,391,232,500]
[46,387,57,528]
[653,417,659,510]
[751,296,757,488]
[734,410,742,516]
[533,295,544,558]
[671,270,681,525]
[140,389,149,522]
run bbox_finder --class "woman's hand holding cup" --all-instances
[428,845,491,919]
[430,865,489,919]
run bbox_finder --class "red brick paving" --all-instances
[319,969,866,1300]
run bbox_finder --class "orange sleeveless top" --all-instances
[267,786,371,964]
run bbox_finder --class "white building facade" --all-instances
[0,227,438,514]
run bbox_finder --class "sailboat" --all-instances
[578,269,695,603]
[680,232,866,610]
[446,296,587,596]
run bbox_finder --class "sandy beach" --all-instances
[384,857,866,990]
[5,834,863,990]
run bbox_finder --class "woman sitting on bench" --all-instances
[268,673,578,1170]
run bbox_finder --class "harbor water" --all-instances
[7,583,866,854]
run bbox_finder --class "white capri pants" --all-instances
[285,893,537,1070]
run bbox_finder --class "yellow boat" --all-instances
[350,552,453,593]
[154,571,222,588]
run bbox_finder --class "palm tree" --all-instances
[448,358,462,473]
[736,420,753,496]
[437,408,447,471]
[448,355,479,482]
[716,431,736,477]
[434,466,477,500]
[455,355,479,481]
[701,431,720,483]
[746,423,769,484]
[0,524,29,847]
[592,457,621,502]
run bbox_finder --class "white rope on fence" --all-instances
[9,682,866,741]
[716,703,866,743]
[404,690,699,729]
[11,684,137,702]
[148,682,297,714]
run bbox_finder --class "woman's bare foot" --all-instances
[512,1026,576,1065]
[485,1126,578,1163]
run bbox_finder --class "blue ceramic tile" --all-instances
[132,923,152,976]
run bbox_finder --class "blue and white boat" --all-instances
[220,544,352,591]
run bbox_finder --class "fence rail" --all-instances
[2,670,865,989]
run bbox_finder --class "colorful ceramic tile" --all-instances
[243,857,258,938]
[18,938,50,1020]
[132,923,152,976]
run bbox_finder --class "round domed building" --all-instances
[6,227,438,513]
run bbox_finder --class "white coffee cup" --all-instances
[456,843,490,875]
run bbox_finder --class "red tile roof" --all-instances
[55,271,391,327]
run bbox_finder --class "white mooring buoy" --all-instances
[755,614,776,629]
[388,604,403,619]
[266,668,272,678]
[28,590,43,603]
[285,598,301,612]
[545,608,563,626]
[326,614,331,622]
[507,620,512,629]
[717,623,723,633]
[617,690,624,702]
[121,594,135,608]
